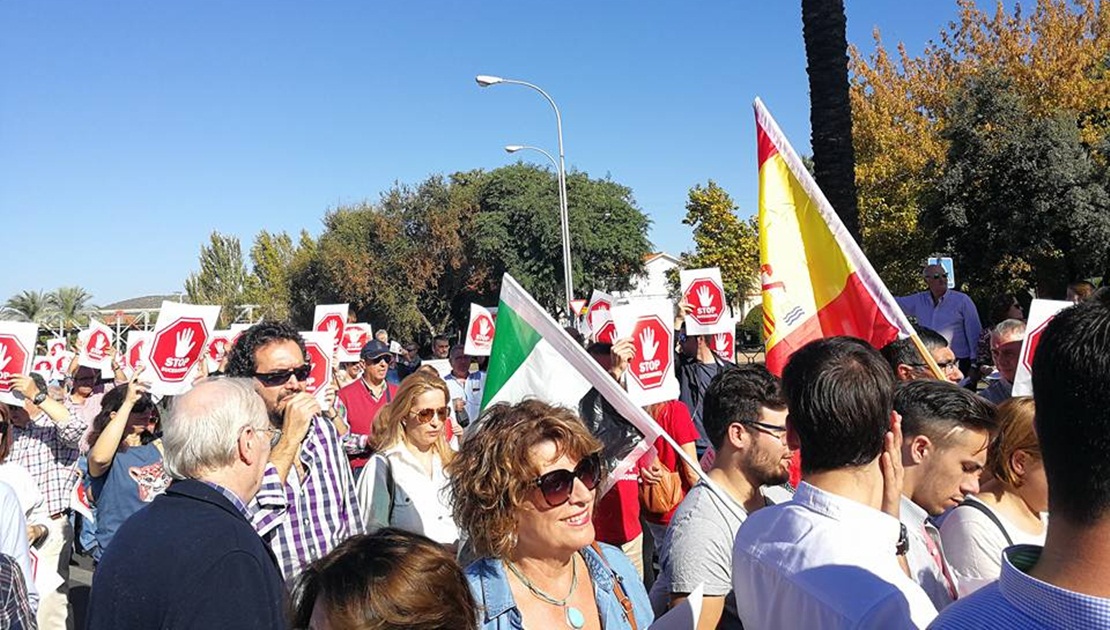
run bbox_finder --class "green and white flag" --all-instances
[482,274,672,492]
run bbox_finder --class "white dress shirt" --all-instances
[732,482,938,629]
[900,495,958,610]
[357,442,459,545]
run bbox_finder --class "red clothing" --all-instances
[337,379,397,468]
[645,399,700,526]
[593,474,642,546]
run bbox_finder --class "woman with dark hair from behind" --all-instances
[292,527,478,630]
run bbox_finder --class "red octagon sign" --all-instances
[207,335,232,363]
[469,314,495,349]
[316,314,346,349]
[628,315,672,390]
[1021,317,1054,372]
[150,317,210,383]
[685,277,725,327]
[710,330,735,361]
[342,324,371,355]
[128,340,146,370]
[302,340,331,395]
[86,330,112,362]
[0,335,29,393]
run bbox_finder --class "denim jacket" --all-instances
[466,542,654,629]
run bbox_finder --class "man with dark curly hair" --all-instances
[225,321,364,581]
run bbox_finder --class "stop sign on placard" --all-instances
[710,330,735,360]
[302,341,330,395]
[342,325,371,355]
[628,316,672,390]
[128,340,146,369]
[685,277,725,326]
[207,336,231,363]
[150,318,209,383]
[470,313,495,348]
[1021,318,1053,372]
[316,314,345,348]
[86,330,111,362]
[0,335,28,393]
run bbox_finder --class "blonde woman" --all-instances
[939,396,1047,596]
[356,372,458,546]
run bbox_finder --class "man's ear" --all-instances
[786,416,801,452]
[896,364,917,382]
[907,433,932,465]
[238,428,257,466]
[726,422,748,451]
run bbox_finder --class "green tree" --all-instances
[287,230,324,329]
[48,286,96,331]
[184,232,257,327]
[921,70,1110,302]
[3,290,51,323]
[668,181,759,308]
[803,0,862,243]
[246,230,296,322]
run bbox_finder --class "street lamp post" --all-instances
[476,75,574,315]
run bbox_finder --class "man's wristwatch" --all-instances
[895,523,910,556]
[32,391,48,405]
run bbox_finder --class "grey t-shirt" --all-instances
[649,481,751,629]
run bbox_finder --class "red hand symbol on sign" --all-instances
[150,318,209,383]
[628,316,671,390]
[685,278,724,326]
[0,336,28,393]
[316,314,345,348]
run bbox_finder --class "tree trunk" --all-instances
[802,0,862,244]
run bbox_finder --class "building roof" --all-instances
[643,252,681,265]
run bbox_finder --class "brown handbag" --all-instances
[638,468,684,515]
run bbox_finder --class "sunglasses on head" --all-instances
[252,364,312,387]
[532,452,604,508]
[412,406,449,423]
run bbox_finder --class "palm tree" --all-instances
[49,286,96,330]
[3,290,51,322]
[802,0,861,244]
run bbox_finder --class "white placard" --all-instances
[77,319,115,370]
[0,322,39,406]
[45,337,68,358]
[708,318,736,362]
[1012,299,1071,397]
[312,304,348,353]
[680,267,730,335]
[338,323,373,363]
[464,304,496,357]
[52,351,74,381]
[142,301,222,397]
[31,356,54,381]
[612,298,680,407]
[124,331,153,376]
[300,331,335,406]
[648,583,704,630]
[204,330,234,373]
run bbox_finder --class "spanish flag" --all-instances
[756,98,914,375]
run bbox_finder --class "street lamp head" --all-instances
[504,145,524,153]
[475,75,504,87]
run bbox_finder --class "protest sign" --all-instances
[313,304,348,351]
[0,322,38,406]
[338,323,372,363]
[464,304,496,356]
[586,290,615,341]
[300,331,335,406]
[708,321,736,362]
[1012,299,1071,397]
[612,299,680,407]
[204,331,234,373]
[46,338,68,358]
[77,319,115,371]
[142,301,221,396]
[680,267,730,335]
[125,331,153,374]
[31,356,54,381]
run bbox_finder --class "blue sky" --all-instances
[1,1,964,306]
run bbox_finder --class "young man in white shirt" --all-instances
[732,336,938,629]
[893,379,998,610]
[651,364,793,629]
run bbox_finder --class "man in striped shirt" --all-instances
[225,322,364,581]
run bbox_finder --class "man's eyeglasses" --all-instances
[909,360,960,372]
[532,452,603,508]
[243,425,282,447]
[252,364,312,387]
[411,406,449,423]
[740,420,788,438]
[925,273,948,280]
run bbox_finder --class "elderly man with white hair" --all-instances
[980,319,1026,405]
[86,378,286,630]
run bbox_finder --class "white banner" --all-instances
[0,322,39,406]
[77,319,115,371]
[612,299,680,407]
[338,323,373,363]
[680,267,730,335]
[300,331,336,406]
[142,301,221,397]
[1012,299,1071,397]
[312,304,348,354]
[464,304,496,356]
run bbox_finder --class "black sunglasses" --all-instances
[364,355,391,365]
[532,452,603,508]
[925,273,948,279]
[252,364,312,387]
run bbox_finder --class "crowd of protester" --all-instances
[0,264,1107,629]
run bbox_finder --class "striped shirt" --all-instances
[249,416,364,581]
[930,545,1110,629]
[10,411,85,515]
[0,553,35,630]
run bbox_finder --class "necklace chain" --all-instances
[505,557,578,607]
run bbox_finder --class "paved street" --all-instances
[69,553,94,629]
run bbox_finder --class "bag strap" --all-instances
[589,542,638,630]
[957,498,1013,546]
[384,456,396,523]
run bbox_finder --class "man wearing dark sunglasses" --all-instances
[337,340,398,476]
[896,263,982,380]
[224,321,364,582]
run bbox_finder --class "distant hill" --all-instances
[99,294,184,311]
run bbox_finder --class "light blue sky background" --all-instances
[1,1,969,305]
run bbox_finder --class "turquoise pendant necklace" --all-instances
[506,557,586,629]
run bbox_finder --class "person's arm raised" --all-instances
[89,369,147,477]
[267,393,319,483]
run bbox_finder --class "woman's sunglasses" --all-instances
[411,406,449,423]
[532,452,603,508]
[252,364,312,387]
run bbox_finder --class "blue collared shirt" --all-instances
[466,543,654,630]
[200,481,249,517]
[896,290,982,359]
[930,545,1110,629]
